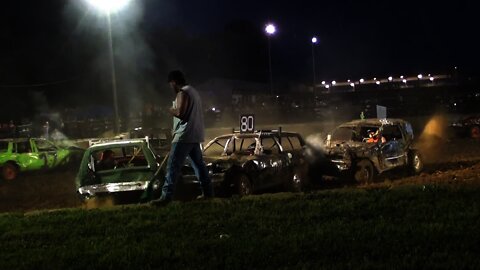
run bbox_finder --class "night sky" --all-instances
[150,0,478,77]
[0,0,478,120]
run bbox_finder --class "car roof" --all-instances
[0,138,40,143]
[88,139,147,151]
[211,131,302,141]
[339,118,409,128]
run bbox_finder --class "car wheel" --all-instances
[471,126,480,139]
[2,162,19,181]
[353,159,374,184]
[408,150,423,175]
[235,174,252,196]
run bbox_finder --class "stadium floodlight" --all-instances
[85,0,132,133]
[311,36,318,96]
[86,0,132,14]
[265,24,276,35]
[265,23,277,95]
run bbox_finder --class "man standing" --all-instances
[151,70,213,206]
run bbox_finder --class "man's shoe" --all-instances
[149,198,171,207]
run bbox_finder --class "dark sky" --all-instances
[155,0,478,77]
[1,0,478,82]
[0,0,478,120]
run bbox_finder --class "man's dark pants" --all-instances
[160,142,213,201]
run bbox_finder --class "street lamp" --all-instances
[265,23,276,96]
[86,0,132,134]
[311,36,318,96]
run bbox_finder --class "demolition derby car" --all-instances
[182,128,309,196]
[0,138,79,180]
[76,138,164,203]
[313,118,423,183]
[449,114,480,139]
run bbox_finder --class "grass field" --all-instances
[1,182,479,269]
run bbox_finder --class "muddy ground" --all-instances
[1,120,480,213]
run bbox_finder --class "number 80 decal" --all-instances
[240,114,255,133]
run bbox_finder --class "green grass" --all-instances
[1,184,479,269]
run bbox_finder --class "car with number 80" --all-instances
[182,128,309,196]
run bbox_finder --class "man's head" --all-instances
[167,70,186,92]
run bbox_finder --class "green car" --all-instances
[0,138,74,180]
[76,139,163,203]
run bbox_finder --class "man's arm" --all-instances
[169,91,190,121]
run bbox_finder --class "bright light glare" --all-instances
[321,81,326,85]
[430,77,435,81]
[360,78,365,83]
[265,24,276,35]
[417,74,423,79]
[388,76,393,81]
[86,0,132,13]
[332,81,336,85]
[312,37,318,43]
[325,85,330,89]
[402,79,407,83]
[376,81,381,85]
[350,83,355,87]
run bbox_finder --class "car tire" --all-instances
[408,150,423,175]
[353,159,374,184]
[2,162,19,181]
[234,174,252,196]
[470,126,480,139]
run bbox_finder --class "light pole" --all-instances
[86,0,132,134]
[265,23,276,96]
[311,36,318,97]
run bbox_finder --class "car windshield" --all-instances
[204,137,231,156]
[331,126,382,142]
[35,139,57,152]
[331,127,355,141]
[92,145,149,172]
[204,135,264,156]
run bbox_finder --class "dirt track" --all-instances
[1,131,480,213]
